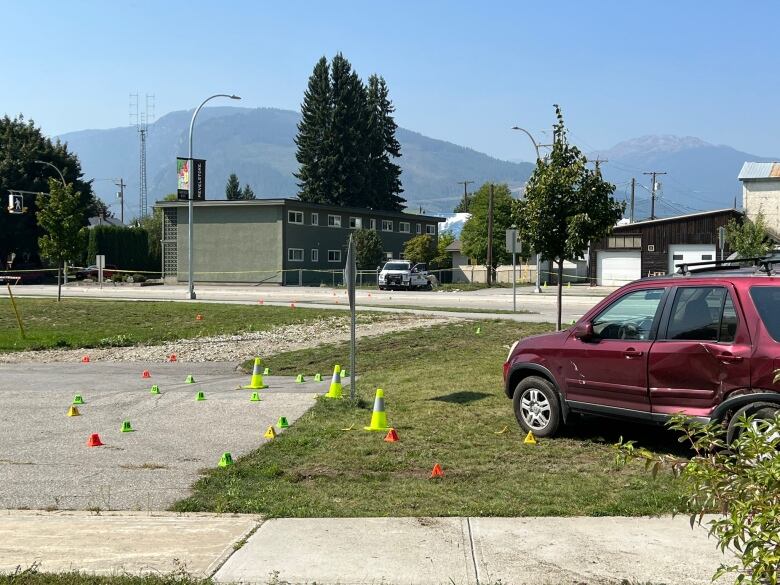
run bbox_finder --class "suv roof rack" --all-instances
[675,256,780,276]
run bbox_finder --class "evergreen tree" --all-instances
[366,75,405,211]
[295,57,332,204]
[225,173,242,200]
[329,53,368,207]
[241,184,255,200]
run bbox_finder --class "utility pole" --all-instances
[629,178,636,223]
[592,156,608,173]
[643,171,666,220]
[114,178,126,224]
[457,180,474,211]
[486,183,494,286]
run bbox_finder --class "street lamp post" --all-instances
[511,126,543,293]
[33,160,66,186]
[186,93,241,300]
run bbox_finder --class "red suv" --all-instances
[503,262,780,441]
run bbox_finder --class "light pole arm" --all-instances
[510,127,541,161]
[33,160,66,186]
[188,94,239,160]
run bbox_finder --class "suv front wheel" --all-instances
[512,376,561,437]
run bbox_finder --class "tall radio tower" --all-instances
[130,94,155,218]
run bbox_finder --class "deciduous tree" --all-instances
[461,182,514,271]
[403,234,435,265]
[726,212,774,259]
[352,228,384,270]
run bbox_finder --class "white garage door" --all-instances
[668,244,717,273]
[597,251,641,286]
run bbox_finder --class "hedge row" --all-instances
[86,226,159,271]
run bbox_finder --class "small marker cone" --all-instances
[120,420,134,433]
[195,390,206,401]
[243,357,268,389]
[494,426,509,435]
[290,303,296,309]
[264,426,277,439]
[67,405,80,417]
[258,298,264,305]
[325,365,343,399]
[476,326,481,335]
[523,431,537,445]
[250,392,261,402]
[430,464,444,479]
[195,313,203,321]
[295,374,305,383]
[263,366,270,375]
[81,355,90,363]
[185,374,196,384]
[150,384,161,395]
[364,388,390,432]
[87,433,103,447]
[72,394,85,405]
[142,370,151,379]
[341,424,355,431]
[277,416,289,429]
[342,369,349,378]
[218,452,234,467]
[384,428,399,442]
[314,373,322,382]
[168,354,177,362]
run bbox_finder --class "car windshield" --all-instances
[383,263,409,271]
[750,286,780,342]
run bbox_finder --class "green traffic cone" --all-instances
[185,374,196,384]
[342,369,349,378]
[120,420,134,433]
[314,373,322,382]
[263,367,270,375]
[195,390,206,401]
[476,326,481,335]
[72,394,84,405]
[277,416,289,429]
[295,374,305,383]
[150,385,160,395]
[218,452,234,467]
[250,392,261,402]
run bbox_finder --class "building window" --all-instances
[382,219,393,232]
[287,248,304,262]
[311,249,319,262]
[288,211,304,225]
[328,250,341,262]
[349,217,362,229]
[607,235,642,249]
[369,218,377,230]
[399,221,410,233]
[416,223,421,234]
[328,214,342,228]
[311,213,319,226]
[426,224,436,235]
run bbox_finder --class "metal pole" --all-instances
[629,178,635,223]
[486,183,494,286]
[6,282,25,338]
[34,160,66,186]
[535,254,542,293]
[115,178,126,224]
[512,246,516,312]
[187,93,241,300]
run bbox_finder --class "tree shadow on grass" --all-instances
[560,414,694,457]
[430,391,491,404]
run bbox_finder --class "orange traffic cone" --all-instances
[430,464,444,479]
[168,354,177,362]
[384,428,399,442]
[142,370,151,379]
[87,433,103,447]
[258,298,264,305]
[195,313,203,321]
[81,355,90,363]
[290,302,296,309]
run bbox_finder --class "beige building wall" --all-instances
[743,180,780,235]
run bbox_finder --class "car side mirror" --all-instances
[573,321,594,341]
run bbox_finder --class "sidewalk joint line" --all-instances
[208,517,265,578]
[466,517,480,585]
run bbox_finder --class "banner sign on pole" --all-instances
[176,158,190,200]
[177,158,206,200]
[505,228,522,254]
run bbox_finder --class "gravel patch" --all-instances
[0,314,458,364]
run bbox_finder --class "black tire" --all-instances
[425,282,433,291]
[512,376,561,437]
[726,401,780,444]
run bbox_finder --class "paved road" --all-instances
[10,283,610,323]
[0,362,340,510]
[0,512,734,584]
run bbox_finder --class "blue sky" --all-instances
[1,0,778,162]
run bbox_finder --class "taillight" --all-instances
[502,360,510,381]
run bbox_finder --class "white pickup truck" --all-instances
[378,261,432,291]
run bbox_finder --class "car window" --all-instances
[383,263,408,271]
[591,288,664,341]
[750,286,780,342]
[665,287,735,342]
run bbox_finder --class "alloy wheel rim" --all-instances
[520,388,551,430]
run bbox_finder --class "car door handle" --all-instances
[718,353,744,364]
[624,349,644,359]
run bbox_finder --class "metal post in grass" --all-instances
[344,234,357,400]
[5,282,25,338]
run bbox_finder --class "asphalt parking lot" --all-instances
[0,361,339,511]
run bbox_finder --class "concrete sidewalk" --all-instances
[0,512,734,584]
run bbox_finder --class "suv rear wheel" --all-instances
[512,376,561,437]
[726,402,780,444]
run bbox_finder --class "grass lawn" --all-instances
[174,320,686,517]
[366,304,535,315]
[0,299,343,352]
[0,569,210,585]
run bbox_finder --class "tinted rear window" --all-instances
[750,286,780,342]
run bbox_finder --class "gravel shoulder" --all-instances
[0,314,459,364]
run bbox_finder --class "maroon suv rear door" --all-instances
[648,284,751,417]
[562,287,667,412]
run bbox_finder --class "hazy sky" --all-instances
[2,0,778,162]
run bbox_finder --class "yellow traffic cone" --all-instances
[524,431,537,445]
[364,388,390,431]
[264,426,277,439]
[243,357,268,389]
[67,405,80,417]
[325,365,343,399]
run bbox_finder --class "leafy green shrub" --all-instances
[616,413,780,584]
[131,273,146,283]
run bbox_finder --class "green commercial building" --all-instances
[155,198,444,285]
